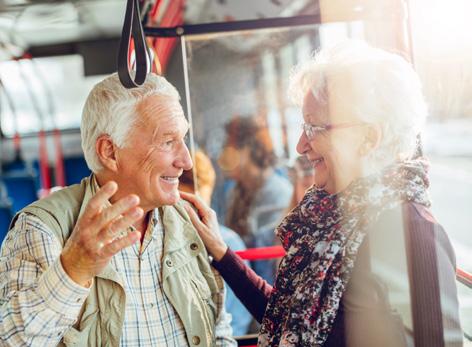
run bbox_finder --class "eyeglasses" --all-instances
[302,122,365,140]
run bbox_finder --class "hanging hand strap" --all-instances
[118,0,149,88]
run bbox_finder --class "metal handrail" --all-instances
[144,14,321,38]
[457,267,472,289]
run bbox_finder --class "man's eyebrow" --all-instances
[152,122,189,141]
[161,131,179,136]
[154,129,185,141]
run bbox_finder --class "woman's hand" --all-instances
[180,191,228,261]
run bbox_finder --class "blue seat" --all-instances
[1,171,39,213]
[0,202,13,244]
[2,156,30,173]
[4,159,42,190]
[31,160,46,190]
[64,156,91,185]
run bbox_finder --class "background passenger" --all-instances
[218,115,293,247]
[218,116,292,284]
[218,116,293,283]
[182,41,463,346]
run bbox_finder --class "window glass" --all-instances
[0,55,105,136]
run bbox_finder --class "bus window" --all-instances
[410,0,472,336]
[0,55,105,136]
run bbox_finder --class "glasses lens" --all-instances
[303,123,313,139]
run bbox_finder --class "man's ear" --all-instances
[360,124,382,157]
[95,135,118,172]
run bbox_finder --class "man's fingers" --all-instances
[82,181,118,220]
[95,194,140,229]
[102,231,141,257]
[100,207,144,241]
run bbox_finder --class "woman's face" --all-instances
[296,92,367,194]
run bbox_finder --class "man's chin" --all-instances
[158,191,181,207]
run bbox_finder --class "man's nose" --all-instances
[176,141,193,171]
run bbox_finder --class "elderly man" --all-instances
[0,73,236,347]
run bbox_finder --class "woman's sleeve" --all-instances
[212,248,273,322]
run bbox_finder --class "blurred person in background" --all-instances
[179,149,252,336]
[182,41,463,346]
[218,116,293,248]
[218,116,292,284]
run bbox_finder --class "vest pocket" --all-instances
[61,309,100,347]
[191,278,217,324]
[190,276,211,298]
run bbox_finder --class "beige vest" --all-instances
[11,177,222,347]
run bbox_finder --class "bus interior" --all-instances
[0,0,471,345]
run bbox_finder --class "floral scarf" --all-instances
[258,159,430,347]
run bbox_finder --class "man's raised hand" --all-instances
[60,181,143,287]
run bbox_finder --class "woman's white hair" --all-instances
[81,73,181,173]
[289,40,428,168]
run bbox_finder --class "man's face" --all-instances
[114,95,192,211]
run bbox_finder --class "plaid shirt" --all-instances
[0,211,235,346]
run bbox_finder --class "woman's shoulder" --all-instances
[376,202,444,239]
[403,202,438,225]
[400,203,453,254]
[374,202,456,268]
[364,202,457,276]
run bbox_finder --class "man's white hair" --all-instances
[81,73,181,173]
[289,40,428,168]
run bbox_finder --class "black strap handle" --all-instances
[118,0,149,88]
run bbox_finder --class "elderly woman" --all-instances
[181,41,463,346]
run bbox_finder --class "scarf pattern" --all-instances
[258,159,430,347]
